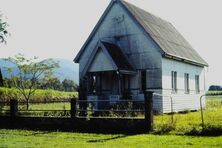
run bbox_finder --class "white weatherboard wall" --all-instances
[162,58,206,113]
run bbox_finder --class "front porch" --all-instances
[81,41,138,108]
[87,71,134,108]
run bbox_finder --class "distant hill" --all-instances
[0,58,79,84]
[0,59,19,78]
[53,58,79,84]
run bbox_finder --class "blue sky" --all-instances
[0,0,222,86]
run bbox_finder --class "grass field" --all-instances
[154,97,222,135]
[0,87,78,102]
[0,96,221,147]
[0,129,221,147]
[1,96,222,134]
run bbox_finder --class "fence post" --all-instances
[144,91,154,131]
[10,99,18,117]
[71,98,77,119]
[200,95,205,128]
[79,78,87,117]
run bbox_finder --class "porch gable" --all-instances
[83,41,135,75]
[89,48,117,72]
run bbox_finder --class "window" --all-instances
[195,75,200,93]
[171,71,177,93]
[184,73,189,94]
[141,70,147,91]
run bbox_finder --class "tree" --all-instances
[40,76,63,90]
[62,79,77,92]
[209,85,222,91]
[0,13,8,44]
[0,13,9,87]
[0,68,3,87]
[5,54,59,110]
[3,77,14,88]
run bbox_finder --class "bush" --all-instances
[153,122,176,135]
[206,91,222,96]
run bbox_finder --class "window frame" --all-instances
[184,73,190,94]
[171,71,177,93]
[195,75,200,94]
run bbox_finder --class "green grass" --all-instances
[0,96,221,147]
[0,129,221,147]
[0,102,71,117]
[0,87,78,102]
[153,97,222,135]
[207,91,222,96]
[1,96,221,133]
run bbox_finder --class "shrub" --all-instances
[153,122,176,135]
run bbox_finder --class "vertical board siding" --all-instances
[77,2,207,114]
[89,49,115,72]
[79,3,162,76]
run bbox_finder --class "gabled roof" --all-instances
[83,41,135,76]
[102,42,134,71]
[74,0,208,67]
[121,1,208,66]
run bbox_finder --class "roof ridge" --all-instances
[121,0,208,66]
[122,0,172,25]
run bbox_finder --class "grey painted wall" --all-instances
[78,2,163,90]
[77,2,206,113]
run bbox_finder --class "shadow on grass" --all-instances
[87,135,128,143]
[0,125,147,136]
[23,131,54,136]
[0,116,150,135]
[152,123,222,137]
[185,126,222,137]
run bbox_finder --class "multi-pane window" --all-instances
[184,73,189,94]
[171,71,177,93]
[195,75,200,93]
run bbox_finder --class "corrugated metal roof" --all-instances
[122,1,208,66]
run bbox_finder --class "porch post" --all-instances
[99,72,102,95]
[144,91,154,131]
[79,77,87,117]
[117,71,121,95]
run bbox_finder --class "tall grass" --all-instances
[153,97,222,135]
[0,87,78,102]
[206,91,222,96]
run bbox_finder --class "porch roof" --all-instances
[85,41,135,75]
[102,42,134,72]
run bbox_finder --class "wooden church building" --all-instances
[74,0,208,113]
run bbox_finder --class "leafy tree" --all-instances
[5,54,59,110]
[49,77,63,90]
[209,85,222,91]
[0,13,9,87]
[40,77,63,90]
[0,68,3,87]
[62,79,77,92]
[0,13,8,44]
[3,77,15,88]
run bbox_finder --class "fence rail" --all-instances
[0,91,153,118]
[0,92,221,133]
[0,99,71,117]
